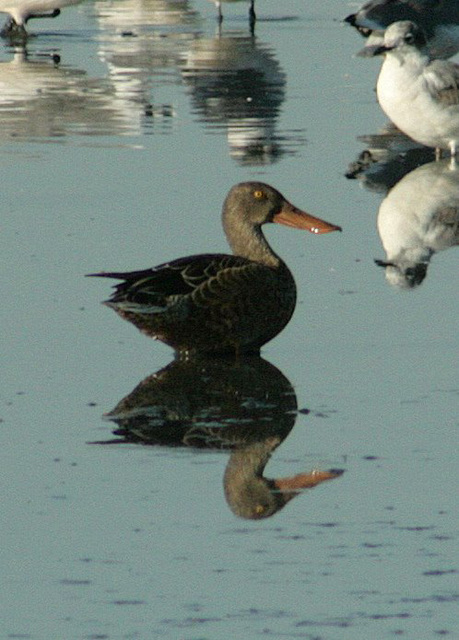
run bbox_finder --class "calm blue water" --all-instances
[1,1,458,638]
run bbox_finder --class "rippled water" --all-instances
[1,0,458,638]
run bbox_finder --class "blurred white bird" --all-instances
[0,0,82,37]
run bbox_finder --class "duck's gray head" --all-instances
[222,181,341,243]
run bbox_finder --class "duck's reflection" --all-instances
[375,159,459,288]
[94,357,343,519]
[181,32,304,165]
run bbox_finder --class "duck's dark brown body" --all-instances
[89,182,341,357]
[99,254,296,356]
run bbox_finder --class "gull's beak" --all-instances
[357,42,389,57]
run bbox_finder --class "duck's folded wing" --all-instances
[88,254,251,307]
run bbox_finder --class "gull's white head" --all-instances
[369,20,429,56]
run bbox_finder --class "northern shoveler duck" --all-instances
[88,182,341,357]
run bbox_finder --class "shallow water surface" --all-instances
[1,0,458,638]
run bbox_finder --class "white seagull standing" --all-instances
[369,20,459,157]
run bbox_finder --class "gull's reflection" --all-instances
[181,32,304,165]
[94,0,199,28]
[208,0,256,33]
[0,48,161,143]
[346,123,435,193]
[91,0,201,135]
[94,357,343,519]
[375,159,459,288]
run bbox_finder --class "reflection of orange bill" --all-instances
[275,468,344,492]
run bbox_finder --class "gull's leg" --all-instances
[215,1,223,24]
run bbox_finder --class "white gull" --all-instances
[368,20,459,156]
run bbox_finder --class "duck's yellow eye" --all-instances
[253,190,264,199]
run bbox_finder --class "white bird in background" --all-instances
[0,0,82,37]
[345,0,459,59]
[368,20,459,157]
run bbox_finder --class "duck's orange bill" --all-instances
[274,202,342,234]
